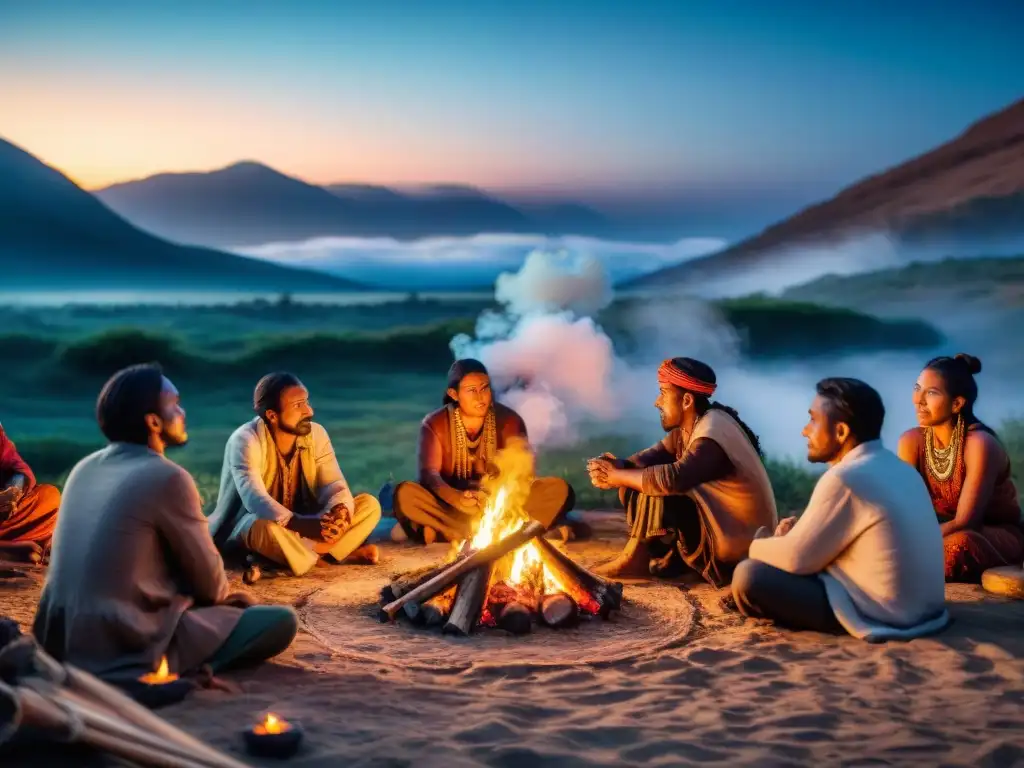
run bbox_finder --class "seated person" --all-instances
[33,364,296,681]
[0,421,61,562]
[733,377,949,641]
[587,357,776,585]
[207,372,381,576]
[392,358,575,544]
[897,354,1023,583]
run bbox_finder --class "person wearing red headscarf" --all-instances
[0,421,61,562]
[587,357,777,585]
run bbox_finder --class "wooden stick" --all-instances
[535,536,623,618]
[22,679,245,768]
[10,683,207,768]
[382,543,473,603]
[379,521,545,621]
[442,563,494,637]
[30,649,251,768]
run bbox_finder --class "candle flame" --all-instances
[258,712,289,735]
[139,656,178,684]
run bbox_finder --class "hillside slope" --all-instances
[628,97,1024,288]
[0,139,363,291]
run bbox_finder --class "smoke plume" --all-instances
[451,244,1024,462]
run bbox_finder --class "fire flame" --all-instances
[257,713,290,735]
[139,656,178,684]
[464,438,569,599]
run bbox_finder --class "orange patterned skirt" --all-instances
[943,524,1024,583]
[0,484,61,545]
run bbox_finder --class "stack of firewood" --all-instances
[0,617,250,768]
[378,521,624,637]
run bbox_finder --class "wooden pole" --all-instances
[30,647,252,768]
[8,682,221,768]
[379,521,545,621]
[21,679,249,768]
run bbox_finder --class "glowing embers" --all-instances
[379,439,622,636]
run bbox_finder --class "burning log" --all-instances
[402,588,455,627]
[379,520,545,621]
[381,554,469,604]
[540,592,579,629]
[497,602,532,635]
[535,537,624,618]
[442,563,495,637]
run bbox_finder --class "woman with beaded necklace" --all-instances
[391,359,578,545]
[897,353,1023,582]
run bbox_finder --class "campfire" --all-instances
[379,440,623,635]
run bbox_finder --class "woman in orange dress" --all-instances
[897,354,1023,582]
[0,422,61,561]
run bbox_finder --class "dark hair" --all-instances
[443,358,489,405]
[96,363,166,445]
[815,377,885,443]
[924,353,992,434]
[668,357,764,458]
[254,372,303,420]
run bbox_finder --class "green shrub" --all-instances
[0,334,59,361]
[715,297,944,358]
[57,328,196,377]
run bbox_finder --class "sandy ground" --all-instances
[3,512,1024,768]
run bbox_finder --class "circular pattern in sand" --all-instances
[299,546,695,672]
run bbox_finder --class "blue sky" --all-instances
[1,0,1021,217]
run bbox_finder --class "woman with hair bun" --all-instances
[897,353,1023,582]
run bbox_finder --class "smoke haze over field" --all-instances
[455,246,1024,467]
[234,233,727,291]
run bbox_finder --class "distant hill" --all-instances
[0,139,364,291]
[627,97,1024,289]
[95,167,613,246]
[781,255,1024,310]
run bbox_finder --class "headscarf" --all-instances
[657,358,717,397]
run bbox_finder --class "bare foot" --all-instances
[390,523,408,543]
[0,542,43,565]
[344,544,380,565]
[592,538,652,579]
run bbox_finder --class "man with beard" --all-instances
[208,372,381,575]
[732,377,949,641]
[33,364,297,681]
[587,357,777,584]
[1,421,61,562]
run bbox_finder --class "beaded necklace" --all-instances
[448,404,497,481]
[924,414,964,483]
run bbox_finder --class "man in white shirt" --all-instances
[207,372,381,576]
[732,378,950,642]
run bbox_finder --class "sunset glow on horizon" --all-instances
[2,1,1021,200]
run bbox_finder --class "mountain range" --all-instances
[5,96,1023,296]
[94,167,615,247]
[628,97,1024,289]
[0,138,364,292]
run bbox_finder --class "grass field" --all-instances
[5,293,1017,514]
